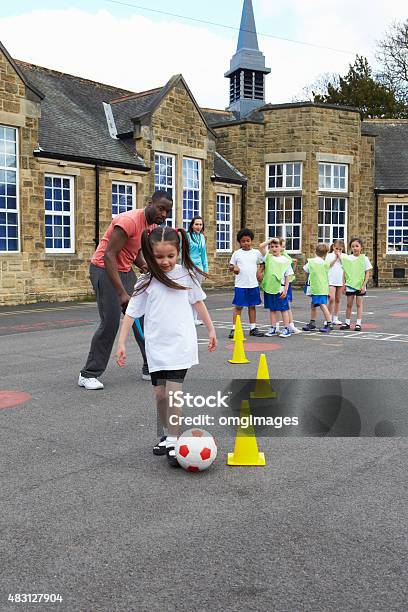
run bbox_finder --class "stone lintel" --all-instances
[152,140,207,160]
[264,152,307,163]
[0,110,25,127]
[108,171,143,183]
[316,153,354,165]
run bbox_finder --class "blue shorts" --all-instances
[311,295,328,306]
[263,291,290,312]
[233,286,261,307]
[287,283,293,302]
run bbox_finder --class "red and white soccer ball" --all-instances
[175,429,217,472]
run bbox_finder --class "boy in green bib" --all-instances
[302,243,333,333]
[258,238,294,338]
[340,236,372,331]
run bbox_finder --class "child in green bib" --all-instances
[258,237,294,338]
[340,237,372,331]
[302,243,333,333]
[279,238,302,334]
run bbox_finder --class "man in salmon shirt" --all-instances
[78,191,173,390]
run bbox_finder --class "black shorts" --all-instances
[346,289,367,297]
[150,369,188,386]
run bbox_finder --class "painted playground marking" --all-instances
[0,391,32,410]
[204,321,408,344]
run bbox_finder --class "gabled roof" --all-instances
[111,74,214,137]
[213,151,246,184]
[363,120,408,192]
[16,61,148,170]
[0,41,43,100]
[201,108,239,127]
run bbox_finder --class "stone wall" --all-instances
[377,194,408,286]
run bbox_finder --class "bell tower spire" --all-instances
[225,0,271,117]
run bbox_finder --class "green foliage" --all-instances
[313,55,408,118]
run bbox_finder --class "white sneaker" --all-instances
[279,328,292,338]
[290,326,302,334]
[194,319,203,326]
[265,327,276,337]
[78,374,104,390]
[333,319,343,325]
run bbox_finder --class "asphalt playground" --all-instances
[1,287,408,611]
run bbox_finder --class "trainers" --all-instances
[249,327,264,337]
[333,319,343,325]
[78,374,104,390]
[153,436,167,456]
[279,328,292,338]
[229,329,235,339]
[166,446,180,468]
[142,364,151,381]
[264,327,276,337]
[194,319,203,326]
[354,324,362,331]
[340,323,350,330]
[289,326,302,334]
[302,323,316,331]
[319,324,331,333]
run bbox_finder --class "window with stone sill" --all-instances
[154,152,175,227]
[387,204,408,253]
[319,163,348,192]
[112,181,135,217]
[0,126,18,252]
[44,174,75,253]
[266,196,302,252]
[266,162,302,191]
[216,194,232,252]
[182,157,201,230]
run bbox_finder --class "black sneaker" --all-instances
[142,363,151,381]
[153,436,167,456]
[354,324,362,331]
[229,329,235,339]
[249,328,264,337]
[340,323,350,330]
[302,323,317,331]
[166,447,180,468]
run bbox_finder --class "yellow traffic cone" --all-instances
[227,400,266,466]
[250,353,276,399]
[228,330,250,364]
[233,314,246,342]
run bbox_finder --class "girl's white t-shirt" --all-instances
[326,252,344,286]
[125,265,206,373]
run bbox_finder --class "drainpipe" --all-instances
[94,165,100,248]
[373,190,379,287]
[241,182,247,228]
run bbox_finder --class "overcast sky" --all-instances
[1,0,407,108]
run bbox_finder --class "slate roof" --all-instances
[16,61,148,169]
[110,88,164,135]
[213,151,246,184]
[362,121,408,192]
[202,108,239,126]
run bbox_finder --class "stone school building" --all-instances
[1,0,408,305]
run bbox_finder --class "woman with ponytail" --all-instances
[115,226,217,467]
[187,216,208,325]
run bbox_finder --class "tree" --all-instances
[292,73,340,102]
[376,20,408,104]
[313,55,408,118]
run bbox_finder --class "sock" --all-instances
[345,318,351,325]
[250,323,256,330]
[289,323,296,331]
[356,319,362,325]
[166,435,177,449]
[232,324,235,330]
[310,319,316,325]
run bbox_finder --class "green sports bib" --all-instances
[308,260,330,295]
[262,254,289,294]
[282,249,296,282]
[341,255,365,290]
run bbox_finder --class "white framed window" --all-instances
[318,197,347,244]
[0,126,19,252]
[155,152,175,227]
[183,157,201,230]
[216,193,233,252]
[266,162,302,191]
[319,163,348,192]
[112,181,135,217]
[266,196,302,252]
[387,204,408,253]
[44,174,75,253]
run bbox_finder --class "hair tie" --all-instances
[175,227,179,234]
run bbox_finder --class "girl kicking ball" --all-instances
[116,226,217,468]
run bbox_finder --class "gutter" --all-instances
[373,190,379,287]
[95,165,100,248]
[34,150,150,172]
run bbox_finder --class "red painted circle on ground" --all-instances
[351,323,379,329]
[0,391,32,410]
[227,342,282,351]
[391,312,408,318]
